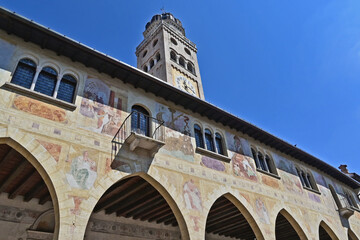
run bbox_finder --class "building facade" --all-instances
[0,8,359,240]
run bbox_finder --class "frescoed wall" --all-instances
[232,154,257,182]
[12,95,67,123]
[79,77,123,136]
[0,32,358,240]
[66,148,98,190]
[226,132,251,157]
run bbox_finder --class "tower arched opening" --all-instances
[205,194,263,240]
[85,175,189,239]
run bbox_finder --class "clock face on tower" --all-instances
[175,75,196,96]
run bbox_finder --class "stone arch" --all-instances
[348,228,359,240]
[0,136,60,239]
[205,192,265,240]
[319,220,339,240]
[275,209,308,240]
[85,172,190,240]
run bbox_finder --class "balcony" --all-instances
[112,111,165,159]
[337,194,355,218]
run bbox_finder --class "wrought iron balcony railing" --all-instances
[112,111,165,159]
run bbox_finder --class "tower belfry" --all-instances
[136,13,204,99]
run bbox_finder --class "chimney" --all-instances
[339,165,349,174]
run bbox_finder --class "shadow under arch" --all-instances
[0,137,60,239]
[275,209,308,240]
[205,193,265,240]
[319,220,339,240]
[348,228,359,240]
[85,172,190,240]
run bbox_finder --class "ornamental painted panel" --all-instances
[232,154,257,182]
[79,77,123,136]
[226,132,251,157]
[12,95,67,123]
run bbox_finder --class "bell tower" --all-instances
[136,13,204,99]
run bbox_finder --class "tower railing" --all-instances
[111,111,165,160]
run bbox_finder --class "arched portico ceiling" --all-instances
[205,195,259,240]
[93,176,178,225]
[275,209,307,240]
[0,144,51,204]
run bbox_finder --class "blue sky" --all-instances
[1,0,359,174]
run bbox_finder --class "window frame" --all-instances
[8,57,78,109]
[251,146,279,178]
[296,167,320,193]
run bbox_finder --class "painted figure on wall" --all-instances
[80,78,122,136]
[312,171,327,187]
[232,154,257,181]
[255,198,270,224]
[273,154,297,175]
[37,139,62,162]
[282,173,303,195]
[66,151,97,190]
[183,179,202,211]
[156,104,191,135]
[226,132,251,157]
[201,156,225,172]
[13,95,67,123]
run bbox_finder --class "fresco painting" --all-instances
[80,78,122,136]
[226,132,251,157]
[160,129,194,162]
[255,198,270,224]
[273,154,297,175]
[308,192,321,203]
[189,216,200,232]
[66,150,97,190]
[12,95,67,123]
[281,173,303,195]
[232,154,257,182]
[70,196,85,215]
[201,156,225,172]
[261,175,279,188]
[183,179,202,211]
[312,171,326,187]
[156,103,191,135]
[36,139,62,162]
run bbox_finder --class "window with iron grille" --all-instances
[34,67,57,96]
[215,133,224,155]
[131,105,150,137]
[194,124,204,148]
[205,129,215,152]
[11,58,36,89]
[57,74,76,103]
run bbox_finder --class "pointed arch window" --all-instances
[296,168,319,191]
[131,105,150,137]
[194,124,204,148]
[34,67,57,97]
[251,147,278,176]
[215,133,224,155]
[205,129,215,152]
[11,58,36,89]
